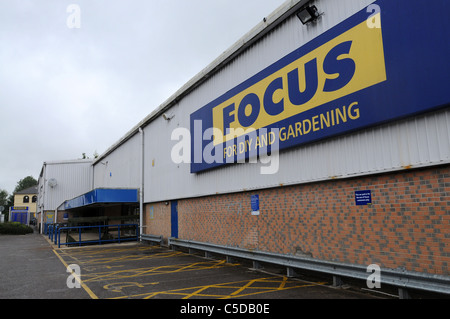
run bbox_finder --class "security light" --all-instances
[297,5,320,24]
[163,113,175,121]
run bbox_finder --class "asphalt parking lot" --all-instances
[1,232,383,303]
[54,242,372,300]
[6,232,448,316]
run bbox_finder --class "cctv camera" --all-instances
[163,113,174,121]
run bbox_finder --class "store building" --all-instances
[37,159,93,230]
[39,0,450,294]
[10,185,38,225]
[37,158,140,232]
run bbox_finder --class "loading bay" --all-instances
[1,232,395,303]
[3,231,447,318]
[55,243,372,300]
[2,232,447,316]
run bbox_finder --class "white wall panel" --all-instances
[144,107,450,202]
[39,160,93,210]
[88,0,448,203]
[93,132,141,189]
[142,0,450,202]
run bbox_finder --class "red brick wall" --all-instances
[144,202,172,245]
[146,164,449,276]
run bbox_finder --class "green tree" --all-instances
[2,176,38,222]
[0,189,10,221]
[81,151,99,159]
[0,189,8,205]
[13,176,37,194]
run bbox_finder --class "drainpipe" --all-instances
[139,127,144,240]
[40,163,47,234]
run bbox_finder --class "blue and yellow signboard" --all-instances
[190,0,450,173]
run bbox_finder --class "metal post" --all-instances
[398,288,411,299]
[139,127,144,241]
[205,251,213,258]
[333,275,344,287]
[287,267,297,278]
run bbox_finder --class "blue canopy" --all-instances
[64,188,138,210]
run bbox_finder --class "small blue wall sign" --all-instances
[355,190,372,206]
[251,195,260,215]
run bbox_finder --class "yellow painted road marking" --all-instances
[52,243,328,300]
[279,276,288,289]
[82,260,237,283]
[52,249,98,299]
[109,276,327,300]
[104,281,159,293]
[230,278,258,296]
[62,245,151,256]
[182,286,211,299]
[61,250,184,265]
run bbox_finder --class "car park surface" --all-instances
[1,232,381,301]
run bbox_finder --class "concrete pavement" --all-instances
[1,230,380,300]
[0,231,88,299]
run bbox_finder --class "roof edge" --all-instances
[93,0,307,165]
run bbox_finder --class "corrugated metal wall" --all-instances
[144,108,450,202]
[39,160,93,210]
[142,0,450,202]
[93,132,142,189]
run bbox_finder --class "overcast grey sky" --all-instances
[0,0,286,194]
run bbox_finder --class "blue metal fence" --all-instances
[51,224,139,248]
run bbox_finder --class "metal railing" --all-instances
[47,223,59,243]
[56,224,139,248]
[168,238,450,297]
[140,234,163,245]
[47,223,65,244]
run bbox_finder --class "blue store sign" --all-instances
[190,0,450,173]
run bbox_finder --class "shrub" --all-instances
[0,222,34,235]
